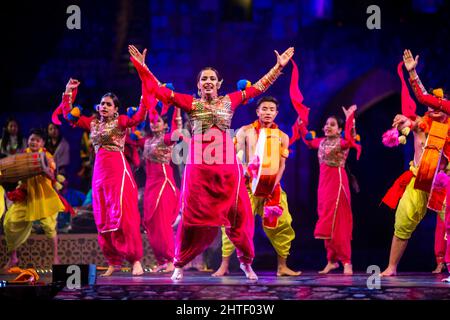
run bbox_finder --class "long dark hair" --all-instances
[1,117,24,152]
[45,123,62,154]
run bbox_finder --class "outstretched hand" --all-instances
[275,47,295,68]
[65,78,80,93]
[128,45,147,65]
[403,49,419,72]
[342,104,357,119]
[392,114,412,130]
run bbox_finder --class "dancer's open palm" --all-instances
[129,45,147,65]
[275,47,295,67]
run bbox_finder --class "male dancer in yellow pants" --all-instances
[212,96,301,277]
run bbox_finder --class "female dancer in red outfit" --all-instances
[295,107,360,275]
[128,45,294,280]
[54,79,146,276]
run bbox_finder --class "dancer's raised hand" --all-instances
[403,49,419,72]
[275,47,295,68]
[128,45,147,65]
[342,104,357,119]
[65,78,80,93]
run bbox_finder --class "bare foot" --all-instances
[442,276,450,283]
[240,263,258,281]
[212,263,230,277]
[432,263,445,274]
[277,266,302,277]
[343,263,353,275]
[101,265,120,277]
[171,267,183,281]
[150,264,167,273]
[163,262,175,273]
[132,261,144,276]
[380,266,397,277]
[318,262,339,274]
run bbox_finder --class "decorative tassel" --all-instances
[129,130,143,141]
[263,205,283,219]
[305,130,316,141]
[237,79,254,104]
[400,127,410,136]
[127,106,138,118]
[398,135,407,145]
[382,127,400,147]
[67,106,82,122]
[432,88,444,99]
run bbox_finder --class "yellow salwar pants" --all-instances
[394,177,429,240]
[221,186,295,258]
[3,201,58,253]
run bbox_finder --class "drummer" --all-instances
[2,128,65,270]
[212,96,301,277]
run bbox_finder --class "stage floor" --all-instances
[4,271,445,300]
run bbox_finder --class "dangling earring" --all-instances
[95,104,100,112]
[114,111,119,118]
[197,89,202,97]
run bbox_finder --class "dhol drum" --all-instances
[251,128,281,197]
[415,121,448,193]
[0,152,54,183]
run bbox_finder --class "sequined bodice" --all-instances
[143,134,173,164]
[318,137,348,167]
[188,97,233,134]
[90,118,126,153]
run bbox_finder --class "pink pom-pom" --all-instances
[434,172,449,189]
[382,128,400,147]
[264,205,283,219]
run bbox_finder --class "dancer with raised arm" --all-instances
[53,79,146,276]
[212,96,301,277]
[129,45,294,280]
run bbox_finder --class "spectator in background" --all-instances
[46,123,70,176]
[0,118,27,157]
[78,131,94,193]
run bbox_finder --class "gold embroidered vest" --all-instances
[318,136,348,167]
[90,118,126,153]
[188,97,233,134]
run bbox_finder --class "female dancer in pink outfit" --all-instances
[137,108,183,273]
[295,106,360,275]
[53,79,146,276]
[129,45,294,281]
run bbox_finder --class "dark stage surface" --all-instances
[3,271,449,300]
